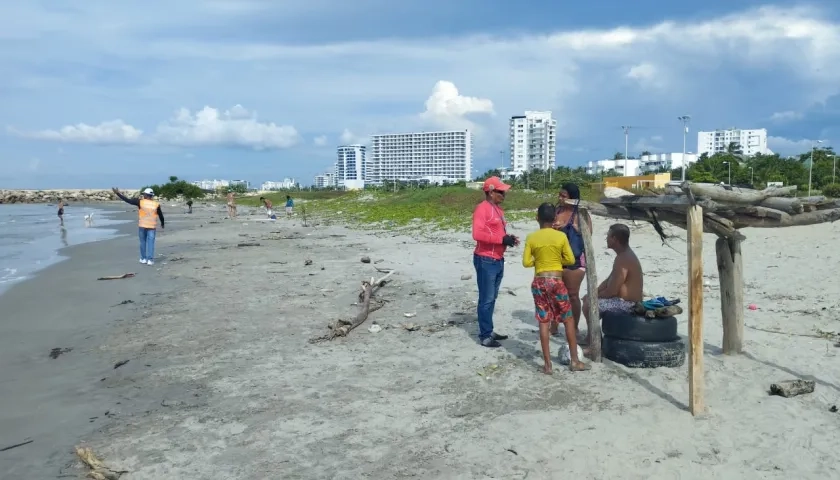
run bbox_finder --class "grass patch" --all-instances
[250,186,599,231]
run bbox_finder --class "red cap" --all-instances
[483,176,511,192]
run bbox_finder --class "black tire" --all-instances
[601,312,678,342]
[603,336,686,368]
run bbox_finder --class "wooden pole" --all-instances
[716,236,744,354]
[687,206,705,415]
[578,207,602,362]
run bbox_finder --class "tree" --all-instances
[224,183,248,194]
[641,150,652,156]
[144,177,205,200]
[726,142,743,155]
[612,152,625,160]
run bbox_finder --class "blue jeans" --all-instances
[474,254,504,341]
[139,227,156,261]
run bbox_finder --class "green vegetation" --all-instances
[144,176,205,200]
[222,183,248,194]
[821,183,840,198]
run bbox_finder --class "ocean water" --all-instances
[0,204,130,295]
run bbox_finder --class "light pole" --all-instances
[808,140,823,197]
[831,154,836,184]
[621,126,631,176]
[678,115,690,181]
[748,166,754,186]
[722,161,731,185]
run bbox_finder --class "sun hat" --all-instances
[143,188,154,196]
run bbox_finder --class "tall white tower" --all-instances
[509,111,557,174]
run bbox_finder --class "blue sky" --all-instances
[2,0,840,188]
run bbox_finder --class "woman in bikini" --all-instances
[552,183,592,342]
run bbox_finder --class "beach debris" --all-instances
[112,299,134,307]
[403,312,417,318]
[97,273,135,281]
[460,274,472,280]
[830,405,837,413]
[477,364,501,378]
[49,347,73,359]
[75,446,128,480]
[310,270,396,343]
[504,288,517,296]
[402,323,420,332]
[304,259,313,266]
[237,242,260,247]
[368,324,382,333]
[0,439,33,452]
[769,379,815,398]
[360,256,371,263]
[748,304,758,310]
[113,359,130,369]
[506,448,518,456]
[374,259,385,264]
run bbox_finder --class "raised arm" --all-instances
[112,188,140,207]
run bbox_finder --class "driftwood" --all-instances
[577,207,601,362]
[309,270,395,343]
[758,196,802,214]
[769,379,815,398]
[687,183,796,204]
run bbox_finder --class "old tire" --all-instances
[601,312,678,342]
[603,336,686,368]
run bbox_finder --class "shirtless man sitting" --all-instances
[581,223,643,348]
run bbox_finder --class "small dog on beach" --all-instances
[84,212,94,226]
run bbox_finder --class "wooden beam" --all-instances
[578,207,602,362]
[727,207,840,228]
[731,205,785,220]
[716,237,744,354]
[687,205,705,416]
[600,195,721,212]
[687,183,797,204]
[758,197,803,214]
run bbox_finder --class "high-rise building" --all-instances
[639,153,698,174]
[509,111,557,174]
[696,128,771,157]
[261,179,297,190]
[191,179,230,191]
[335,145,367,190]
[313,172,335,189]
[367,130,472,185]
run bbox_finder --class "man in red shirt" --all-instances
[472,176,519,347]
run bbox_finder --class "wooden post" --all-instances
[687,206,705,416]
[578,207,602,362]
[716,236,744,354]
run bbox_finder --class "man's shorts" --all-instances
[598,297,636,314]
[531,276,572,325]
[285,206,293,214]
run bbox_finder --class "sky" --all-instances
[2,0,840,188]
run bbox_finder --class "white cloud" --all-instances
[420,81,494,129]
[625,63,666,88]
[339,129,367,145]
[9,120,143,144]
[770,110,804,122]
[313,135,327,146]
[768,136,824,154]
[9,105,300,150]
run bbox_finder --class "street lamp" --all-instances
[678,115,690,181]
[722,161,731,185]
[808,140,823,197]
[748,166,754,186]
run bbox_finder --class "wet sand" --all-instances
[2,203,839,479]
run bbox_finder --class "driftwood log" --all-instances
[770,379,816,398]
[577,207,601,362]
[309,270,395,343]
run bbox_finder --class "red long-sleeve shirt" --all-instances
[472,200,507,260]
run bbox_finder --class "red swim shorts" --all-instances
[530,276,573,325]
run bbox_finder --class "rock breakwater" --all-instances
[0,189,139,204]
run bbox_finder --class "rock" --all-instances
[360,256,371,263]
[0,189,140,204]
[461,274,472,280]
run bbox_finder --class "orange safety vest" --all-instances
[138,198,159,228]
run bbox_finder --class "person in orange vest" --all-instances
[112,187,165,265]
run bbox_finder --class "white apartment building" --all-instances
[313,172,335,189]
[335,145,366,190]
[191,179,230,191]
[586,159,642,177]
[261,178,297,191]
[367,130,472,185]
[230,179,250,190]
[639,153,698,174]
[697,128,770,157]
[509,111,557,174]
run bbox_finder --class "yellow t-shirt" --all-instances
[522,228,576,274]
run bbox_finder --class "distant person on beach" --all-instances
[227,192,237,219]
[523,202,589,373]
[285,195,294,218]
[112,187,165,266]
[259,197,274,218]
[57,199,64,226]
[552,183,592,339]
[471,176,519,348]
[186,199,193,214]
[581,223,643,349]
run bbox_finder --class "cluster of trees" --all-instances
[143,176,206,200]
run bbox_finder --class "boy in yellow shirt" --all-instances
[522,203,590,374]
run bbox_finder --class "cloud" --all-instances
[770,111,804,122]
[313,135,327,146]
[9,120,143,144]
[9,105,300,150]
[767,135,824,154]
[625,63,667,89]
[420,81,494,129]
[339,129,367,145]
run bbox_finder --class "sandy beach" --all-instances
[2,202,839,479]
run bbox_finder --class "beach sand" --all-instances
[2,203,839,479]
